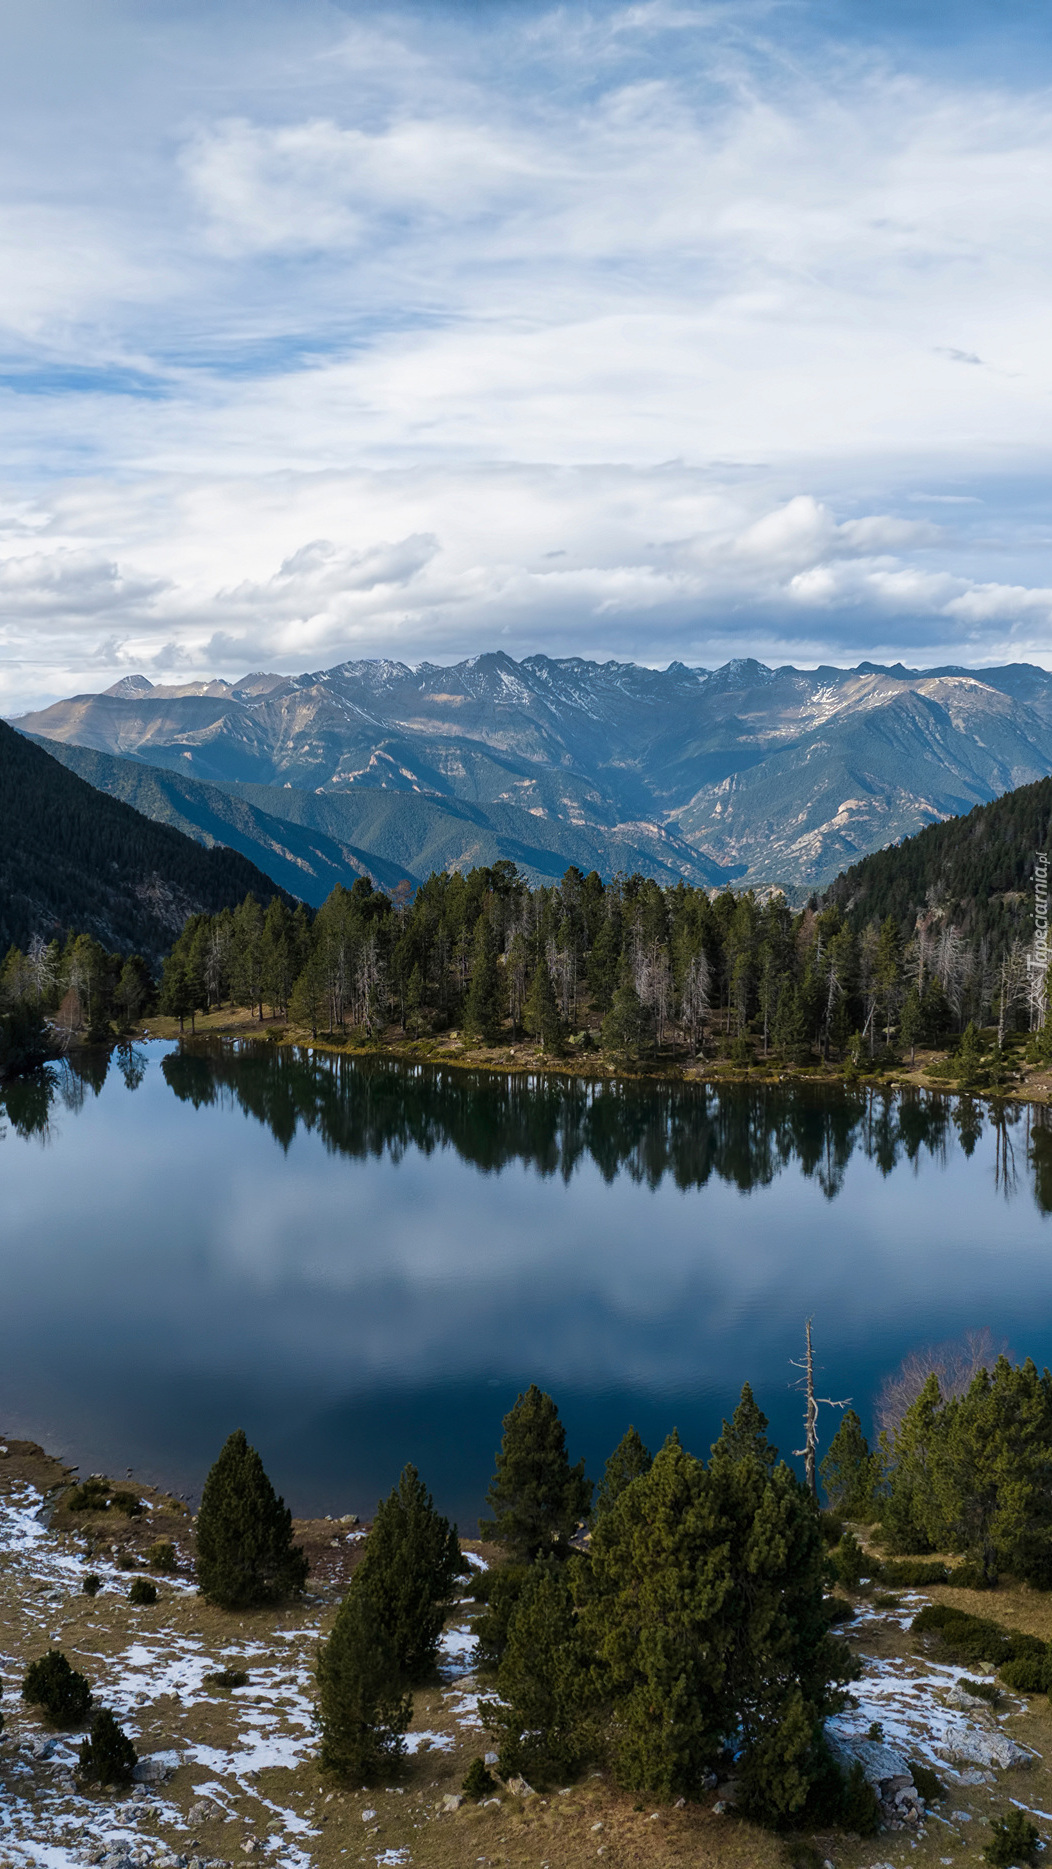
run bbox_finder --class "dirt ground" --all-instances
[4,1441,1052,1869]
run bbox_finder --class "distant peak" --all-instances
[103,674,154,698]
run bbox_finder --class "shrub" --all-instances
[878,1558,949,1586]
[147,1540,177,1573]
[908,1759,946,1804]
[64,1478,111,1513]
[839,1759,880,1837]
[109,1489,143,1518]
[873,1593,903,1610]
[783,1844,824,1869]
[960,1677,1001,1706]
[128,1578,157,1606]
[818,1513,844,1548]
[195,1428,308,1609]
[115,1552,136,1571]
[204,1667,250,1689]
[913,1605,1046,1672]
[830,1532,867,1591]
[78,1708,137,1786]
[82,1574,101,1597]
[471,1563,531,1672]
[952,1561,995,1589]
[985,1809,1040,1867]
[317,1586,412,1782]
[999,1653,1052,1694]
[462,1756,498,1800]
[22,1651,93,1724]
[823,1597,856,1625]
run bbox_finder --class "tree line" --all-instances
[157,860,1052,1064]
[0,929,153,1076]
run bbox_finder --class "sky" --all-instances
[3,0,1052,713]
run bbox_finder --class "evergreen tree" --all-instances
[195,1429,308,1608]
[480,1386,591,1562]
[470,1562,532,1671]
[593,1425,653,1522]
[22,1650,93,1724]
[523,959,565,1054]
[463,916,505,1044]
[710,1383,777,1471]
[820,1410,879,1518]
[78,1708,137,1785]
[484,1561,590,1784]
[317,1586,412,1782]
[601,969,651,1054]
[899,984,923,1066]
[350,1464,464,1681]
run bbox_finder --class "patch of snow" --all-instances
[463,1552,488,1571]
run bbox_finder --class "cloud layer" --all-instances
[2,0,1052,710]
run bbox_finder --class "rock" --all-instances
[239,1844,260,1858]
[506,1776,534,1797]
[484,1751,499,1766]
[440,1795,463,1813]
[950,1810,973,1823]
[481,1797,502,1809]
[361,1809,377,1822]
[591,1822,604,1833]
[189,1804,219,1827]
[946,1685,997,1714]
[941,1730,1033,1771]
[827,1734,913,1791]
[132,1753,178,1785]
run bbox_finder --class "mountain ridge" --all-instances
[13,652,1052,892]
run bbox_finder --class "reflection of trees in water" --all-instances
[157,1043,976,1200]
[0,1044,148,1140]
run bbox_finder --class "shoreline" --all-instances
[127,1006,1052,1115]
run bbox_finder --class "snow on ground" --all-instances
[0,1482,485,1869]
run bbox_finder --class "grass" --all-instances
[7,1441,1052,1869]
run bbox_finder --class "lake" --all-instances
[2,1038,1050,1528]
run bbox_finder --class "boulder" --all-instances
[940,1730,1033,1771]
[827,1734,914,1791]
[132,1751,178,1784]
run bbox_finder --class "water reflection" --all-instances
[145,1041,1052,1209]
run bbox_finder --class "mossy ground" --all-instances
[5,1449,1052,1869]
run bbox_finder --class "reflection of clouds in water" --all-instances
[2,1045,1051,1411]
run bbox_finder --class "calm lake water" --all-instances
[2,1039,1051,1527]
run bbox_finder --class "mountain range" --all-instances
[13,652,1052,895]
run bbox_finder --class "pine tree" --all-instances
[350,1464,464,1681]
[820,1409,879,1518]
[480,1386,591,1562]
[317,1586,412,1782]
[710,1383,777,1471]
[78,1708,137,1785]
[593,1426,652,1522]
[22,1650,93,1724]
[484,1561,590,1784]
[601,970,651,1055]
[523,960,565,1054]
[195,1429,308,1609]
[463,917,505,1044]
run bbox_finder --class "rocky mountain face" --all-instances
[14,653,1052,892]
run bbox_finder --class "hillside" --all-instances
[0,720,292,958]
[14,653,1052,891]
[22,736,416,906]
[821,772,1052,948]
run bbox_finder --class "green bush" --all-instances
[823,1597,856,1625]
[22,1651,93,1724]
[64,1478,111,1513]
[128,1578,157,1606]
[878,1559,949,1586]
[831,1532,867,1591]
[999,1653,1052,1694]
[108,1489,143,1518]
[204,1668,250,1690]
[78,1708,137,1786]
[316,1586,412,1782]
[872,1593,903,1610]
[115,1552,136,1571]
[147,1540,177,1573]
[838,1759,880,1837]
[960,1677,1001,1706]
[82,1574,101,1597]
[908,1760,946,1804]
[462,1756,498,1800]
[471,1563,531,1672]
[951,1561,995,1589]
[913,1605,1046,1673]
[984,1809,1040,1867]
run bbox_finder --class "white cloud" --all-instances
[1,0,1052,710]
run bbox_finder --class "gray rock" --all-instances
[506,1775,535,1797]
[28,1736,55,1761]
[440,1794,463,1813]
[132,1752,178,1785]
[940,1730,1033,1771]
[827,1734,913,1791]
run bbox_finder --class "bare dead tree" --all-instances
[874,1326,1011,1442]
[790,1317,850,1501]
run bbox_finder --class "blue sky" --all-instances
[2,0,1052,711]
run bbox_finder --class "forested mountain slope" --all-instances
[16,653,1052,890]
[821,773,1052,949]
[23,735,416,906]
[0,720,291,957]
